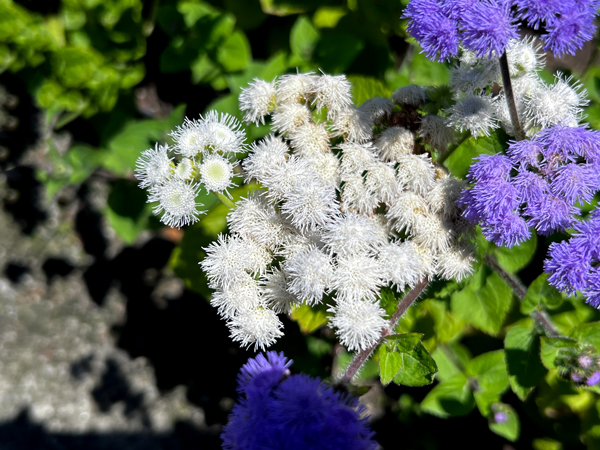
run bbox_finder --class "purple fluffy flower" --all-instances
[512,170,549,202]
[550,163,600,204]
[482,211,531,247]
[467,154,514,181]
[222,353,378,450]
[460,0,519,58]
[585,270,600,309]
[543,2,597,56]
[517,0,566,28]
[545,241,592,295]
[587,371,600,386]
[506,140,543,167]
[525,194,577,235]
[538,125,600,164]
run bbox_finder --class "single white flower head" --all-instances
[285,246,334,305]
[245,238,272,277]
[271,102,312,135]
[341,173,380,215]
[203,110,246,155]
[358,97,394,124]
[199,154,236,195]
[391,85,427,106]
[331,106,373,143]
[378,241,424,289]
[446,95,498,137]
[323,212,384,257]
[436,243,475,282]
[365,161,398,204]
[328,298,387,352]
[418,115,455,150]
[278,231,324,260]
[387,191,428,233]
[374,126,414,162]
[174,157,194,180]
[459,48,479,67]
[210,273,262,319]
[289,122,330,157]
[201,234,254,288]
[406,241,436,278]
[135,143,173,188]
[262,155,314,202]
[506,36,544,75]
[305,151,340,188]
[228,307,284,351]
[339,142,378,175]
[413,212,454,252]
[367,214,392,241]
[148,178,204,228]
[524,78,584,129]
[332,254,383,302]
[312,73,354,116]
[243,134,289,184]
[552,73,588,110]
[512,73,543,100]
[449,65,496,94]
[239,78,277,125]
[277,72,319,104]
[396,154,436,195]
[281,177,339,232]
[260,268,299,314]
[170,117,207,157]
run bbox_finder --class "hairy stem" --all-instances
[499,52,525,141]
[338,279,430,385]
[216,192,236,209]
[484,254,560,338]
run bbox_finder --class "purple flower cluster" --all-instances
[222,352,378,450]
[461,125,600,246]
[403,0,600,61]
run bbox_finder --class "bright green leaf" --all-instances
[347,75,391,107]
[493,232,537,274]
[444,129,508,179]
[489,403,520,441]
[570,322,600,350]
[290,16,320,61]
[505,325,547,400]
[466,350,509,415]
[521,273,564,314]
[421,373,475,418]
[540,337,577,370]
[216,30,251,72]
[379,334,437,387]
[432,342,471,382]
[290,304,328,333]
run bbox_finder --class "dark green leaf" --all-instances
[421,373,475,418]
[432,342,471,382]
[444,129,508,179]
[290,16,320,61]
[505,325,547,400]
[314,30,364,73]
[216,30,251,72]
[466,350,509,415]
[105,180,152,244]
[521,273,564,314]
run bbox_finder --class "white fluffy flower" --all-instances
[425,177,465,219]
[281,178,338,232]
[436,243,475,282]
[203,110,246,155]
[228,307,284,351]
[449,65,496,94]
[210,273,262,319]
[339,142,378,175]
[391,85,427,106]
[341,173,380,215]
[135,143,173,188]
[243,134,289,183]
[323,212,383,257]
[305,151,340,187]
[312,73,354,116]
[289,122,330,157]
[413,213,454,252]
[239,78,277,125]
[271,103,312,135]
[148,178,204,228]
[331,106,373,143]
[170,117,207,157]
[446,95,498,137]
[365,161,398,204]
[277,231,323,260]
[260,268,299,314]
[277,72,318,104]
[387,191,428,233]
[418,115,454,149]
[396,154,436,195]
[506,36,544,75]
[407,241,436,278]
[328,298,387,351]
[378,241,424,289]
[374,126,414,162]
[199,154,236,195]
[359,97,394,123]
[201,234,257,288]
[332,254,383,302]
[262,155,314,202]
[285,246,334,305]
[174,157,193,180]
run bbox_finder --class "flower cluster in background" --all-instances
[200,72,476,352]
[222,352,377,450]
[135,111,246,227]
[404,0,599,61]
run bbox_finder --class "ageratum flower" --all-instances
[222,352,378,450]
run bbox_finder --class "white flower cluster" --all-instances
[200,72,475,352]
[135,111,246,228]
[444,36,589,138]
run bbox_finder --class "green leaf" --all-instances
[290,304,328,333]
[52,47,103,88]
[386,46,449,89]
[347,75,391,107]
[466,350,509,415]
[505,325,547,400]
[105,180,152,244]
[521,273,564,314]
[450,266,513,335]
[492,232,537,274]
[290,15,320,61]
[314,29,364,74]
[216,30,251,72]
[540,337,577,370]
[379,333,438,386]
[421,373,475,418]
[570,322,600,350]
[432,342,471,382]
[444,129,508,179]
[489,403,520,442]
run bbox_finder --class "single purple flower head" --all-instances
[578,354,594,369]
[460,0,519,58]
[506,139,544,167]
[517,0,567,29]
[512,170,549,202]
[237,351,292,397]
[587,371,600,386]
[467,154,514,182]
[493,411,508,423]
[584,270,600,309]
[525,194,578,235]
[550,163,600,204]
[482,210,531,247]
[543,3,597,56]
[538,125,600,163]
[441,0,479,20]
[545,240,592,295]
[572,372,585,383]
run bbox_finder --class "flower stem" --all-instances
[499,52,525,141]
[337,279,430,385]
[216,192,236,209]
[484,254,560,338]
